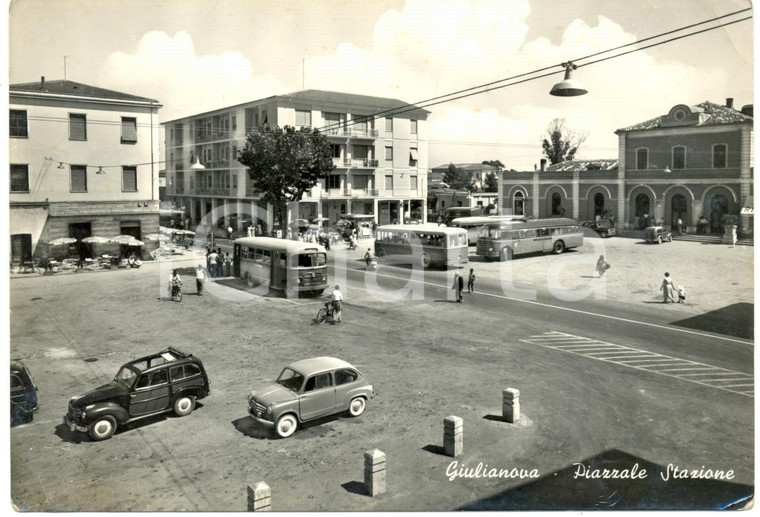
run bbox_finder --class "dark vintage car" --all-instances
[581,219,616,237]
[644,225,673,244]
[11,361,38,427]
[248,357,374,438]
[63,348,210,441]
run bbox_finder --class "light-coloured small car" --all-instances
[248,357,374,438]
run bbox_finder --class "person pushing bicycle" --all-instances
[330,285,343,322]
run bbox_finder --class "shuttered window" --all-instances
[10,164,29,192]
[295,109,311,128]
[70,165,87,192]
[10,110,28,138]
[122,166,137,192]
[69,114,87,141]
[121,117,137,143]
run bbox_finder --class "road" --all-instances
[9,242,754,511]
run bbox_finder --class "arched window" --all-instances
[513,191,524,216]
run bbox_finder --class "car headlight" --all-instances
[265,407,272,417]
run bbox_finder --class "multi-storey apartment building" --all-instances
[162,90,430,234]
[500,98,753,235]
[9,78,162,263]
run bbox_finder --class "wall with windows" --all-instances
[623,129,743,171]
[9,96,160,203]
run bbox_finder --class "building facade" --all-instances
[430,162,498,189]
[9,78,162,263]
[500,99,753,234]
[162,90,430,234]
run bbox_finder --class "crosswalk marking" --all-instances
[521,331,754,398]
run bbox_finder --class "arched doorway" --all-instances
[513,191,525,216]
[594,193,605,218]
[551,192,564,216]
[634,193,651,229]
[671,194,688,230]
[709,194,729,234]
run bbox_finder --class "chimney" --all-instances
[741,105,753,118]
[40,76,45,89]
[726,98,734,109]
[540,159,546,172]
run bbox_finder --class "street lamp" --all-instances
[190,157,206,171]
[550,62,588,97]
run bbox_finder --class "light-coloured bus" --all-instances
[233,237,328,296]
[450,215,527,245]
[374,224,468,269]
[476,218,584,261]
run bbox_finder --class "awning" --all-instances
[9,207,49,254]
[740,196,753,215]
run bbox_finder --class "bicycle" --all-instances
[316,301,341,325]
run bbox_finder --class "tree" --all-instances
[481,159,504,169]
[238,125,335,230]
[542,118,588,165]
[483,171,499,192]
[443,163,473,191]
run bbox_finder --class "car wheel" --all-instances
[88,415,117,441]
[667,234,673,242]
[376,248,386,261]
[348,397,366,417]
[420,253,431,269]
[553,240,566,254]
[275,414,297,438]
[173,395,196,417]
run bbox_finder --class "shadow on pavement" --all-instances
[422,444,447,456]
[457,448,752,511]
[670,302,753,339]
[341,481,367,496]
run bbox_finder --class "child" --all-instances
[676,285,686,304]
[467,268,476,293]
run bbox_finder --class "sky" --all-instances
[6,0,754,171]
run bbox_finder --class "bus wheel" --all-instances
[553,240,565,254]
[420,253,431,269]
[245,272,255,288]
[499,247,512,262]
[376,248,386,260]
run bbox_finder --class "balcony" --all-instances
[324,127,378,140]
[195,187,236,196]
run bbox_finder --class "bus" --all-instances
[233,237,328,296]
[445,206,483,221]
[450,215,527,245]
[374,224,468,269]
[476,218,584,261]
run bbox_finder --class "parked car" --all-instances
[63,348,210,441]
[644,225,673,244]
[248,357,375,438]
[11,360,38,427]
[581,219,616,238]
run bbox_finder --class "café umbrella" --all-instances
[145,233,169,241]
[81,236,114,244]
[111,235,140,244]
[48,237,77,246]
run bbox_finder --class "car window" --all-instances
[136,370,168,389]
[11,374,24,390]
[184,364,201,378]
[170,365,185,381]
[335,369,358,386]
[304,373,333,392]
[277,368,304,392]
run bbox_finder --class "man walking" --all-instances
[452,272,464,302]
[467,268,476,293]
[208,249,219,278]
[195,264,208,296]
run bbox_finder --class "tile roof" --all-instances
[431,163,498,171]
[545,159,619,172]
[616,101,752,133]
[10,79,160,104]
[277,89,430,118]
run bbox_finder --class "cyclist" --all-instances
[330,285,343,322]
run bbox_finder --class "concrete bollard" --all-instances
[443,416,463,457]
[247,481,271,511]
[502,388,520,423]
[364,449,386,496]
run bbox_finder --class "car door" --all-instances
[299,372,337,421]
[334,369,360,410]
[129,369,171,417]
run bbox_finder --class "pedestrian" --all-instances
[452,272,464,302]
[437,215,443,227]
[208,249,219,277]
[596,255,611,277]
[661,272,676,303]
[676,216,684,234]
[247,225,253,238]
[371,220,377,236]
[195,264,208,296]
[224,252,232,276]
[467,268,476,293]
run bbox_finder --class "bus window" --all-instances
[537,228,550,237]
[262,249,271,265]
[279,256,287,268]
[240,247,249,259]
[315,253,326,266]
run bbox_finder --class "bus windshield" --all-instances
[292,252,327,268]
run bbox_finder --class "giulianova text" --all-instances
[446,461,540,481]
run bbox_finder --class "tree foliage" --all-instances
[238,125,335,226]
[443,163,473,191]
[483,171,499,192]
[481,159,504,169]
[541,118,588,165]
